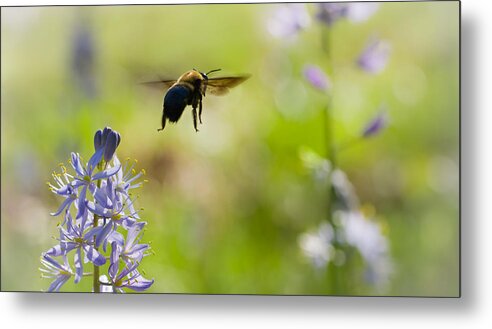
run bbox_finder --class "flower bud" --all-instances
[94,129,103,151]
[104,130,120,162]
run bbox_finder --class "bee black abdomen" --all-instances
[164,85,191,122]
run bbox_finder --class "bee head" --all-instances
[194,68,221,81]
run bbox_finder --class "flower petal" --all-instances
[95,221,114,248]
[47,274,70,292]
[50,197,74,217]
[92,163,121,181]
[88,147,104,171]
[45,245,65,257]
[71,152,86,177]
[83,245,106,266]
[74,248,83,284]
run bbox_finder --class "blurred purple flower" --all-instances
[317,3,379,26]
[346,3,379,23]
[337,210,392,287]
[303,65,331,92]
[71,23,97,98]
[267,4,310,39]
[316,3,349,26]
[299,222,334,268]
[362,111,388,138]
[357,38,391,74]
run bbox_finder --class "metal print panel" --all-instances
[0,1,460,296]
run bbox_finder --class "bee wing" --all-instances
[205,75,251,96]
[139,79,177,91]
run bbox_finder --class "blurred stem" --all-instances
[321,25,342,294]
[337,137,364,153]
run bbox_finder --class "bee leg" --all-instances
[192,106,199,132]
[199,98,203,124]
[158,111,166,132]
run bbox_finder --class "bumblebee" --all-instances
[143,69,250,132]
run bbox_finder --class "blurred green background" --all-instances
[1,2,459,296]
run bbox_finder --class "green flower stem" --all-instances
[93,214,100,293]
[93,164,103,293]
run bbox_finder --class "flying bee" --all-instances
[142,69,250,132]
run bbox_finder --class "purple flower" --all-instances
[42,127,153,293]
[45,210,106,283]
[39,254,73,292]
[108,242,154,293]
[48,168,78,217]
[267,4,310,39]
[86,179,139,250]
[303,65,331,92]
[94,127,121,163]
[357,38,391,74]
[111,156,146,198]
[362,111,388,138]
[69,151,120,218]
[120,222,150,265]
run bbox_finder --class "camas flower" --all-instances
[48,166,78,217]
[42,127,153,293]
[86,179,139,250]
[119,221,150,265]
[108,242,154,293]
[39,254,73,292]
[111,156,146,198]
[69,151,120,218]
[45,210,106,283]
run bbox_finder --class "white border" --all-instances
[2,0,491,328]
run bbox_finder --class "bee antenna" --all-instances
[206,68,221,75]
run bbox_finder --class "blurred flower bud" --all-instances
[357,38,391,74]
[362,111,388,138]
[303,65,331,92]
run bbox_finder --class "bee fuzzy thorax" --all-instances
[177,70,205,84]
